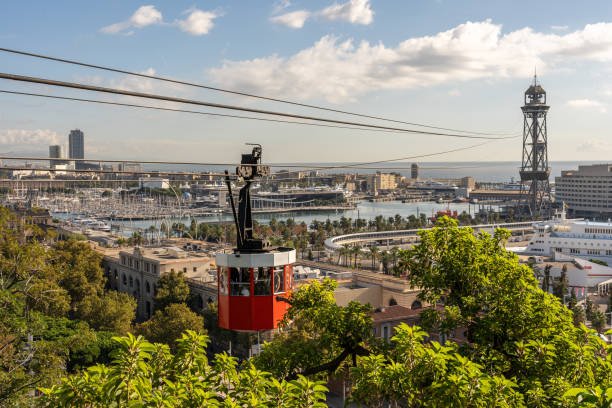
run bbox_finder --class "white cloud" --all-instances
[101,5,163,35]
[551,25,569,31]
[319,0,374,25]
[271,10,311,29]
[210,20,612,103]
[0,129,58,146]
[577,138,612,152]
[272,0,292,15]
[177,9,219,35]
[566,99,607,112]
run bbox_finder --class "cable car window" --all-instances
[254,267,271,296]
[218,268,228,295]
[274,266,285,294]
[231,267,251,296]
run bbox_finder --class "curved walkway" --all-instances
[324,221,537,250]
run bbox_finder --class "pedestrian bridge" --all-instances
[324,221,538,250]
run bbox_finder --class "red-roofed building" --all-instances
[372,305,467,344]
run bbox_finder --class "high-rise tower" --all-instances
[518,76,551,218]
[68,129,84,160]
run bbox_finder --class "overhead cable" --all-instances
[0,89,451,136]
[0,47,516,136]
[0,72,517,140]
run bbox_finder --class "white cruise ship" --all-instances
[526,209,612,263]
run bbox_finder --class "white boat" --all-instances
[524,208,612,264]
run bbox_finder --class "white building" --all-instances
[555,164,612,217]
[139,177,170,189]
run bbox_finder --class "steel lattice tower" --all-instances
[519,75,551,218]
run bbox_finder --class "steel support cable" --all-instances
[0,141,518,173]
[0,72,517,140]
[0,166,233,178]
[0,47,516,136]
[0,89,447,137]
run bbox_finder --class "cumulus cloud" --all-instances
[319,0,374,25]
[177,9,219,35]
[101,6,219,36]
[210,20,612,103]
[566,99,607,112]
[101,5,163,35]
[551,25,569,31]
[271,0,373,28]
[271,10,311,28]
[0,129,58,146]
[272,0,292,15]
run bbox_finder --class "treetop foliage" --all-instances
[41,331,328,407]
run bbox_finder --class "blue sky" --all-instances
[1,0,612,166]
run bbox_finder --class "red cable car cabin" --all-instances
[216,248,295,331]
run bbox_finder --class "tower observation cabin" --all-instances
[215,145,295,331]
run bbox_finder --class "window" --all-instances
[145,263,149,272]
[114,270,118,281]
[183,267,187,273]
[274,266,285,294]
[146,281,150,294]
[193,266,197,272]
[230,268,250,296]
[218,268,228,295]
[254,267,272,296]
[382,325,389,342]
[570,248,580,254]
[129,276,133,288]
[122,274,127,285]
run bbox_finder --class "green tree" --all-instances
[350,324,524,407]
[552,264,568,302]
[252,279,374,380]
[41,331,328,407]
[51,239,105,313]
[591,310,606,333]
[135,303,204,348]
[368,245,379,270]
[153,270,190,311]
[542,263,552,293]
[585,296,595,320]
[568,288,578,310]
[75,291,136,335]
[571,305,586,327]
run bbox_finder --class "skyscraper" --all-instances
[68,129,84,159]
[68,129,84,170]
[48,145,65,167]
[411,163,419,179]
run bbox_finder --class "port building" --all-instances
[555,164,612,217]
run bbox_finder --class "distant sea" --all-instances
[144,161,606,183]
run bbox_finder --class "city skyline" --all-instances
[2,1,612,164]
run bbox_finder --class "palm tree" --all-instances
[342,244,351,267]
[352,246,362,268]
[369,245,379,271]
[390,247,401,271]
[380,250,391,274]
